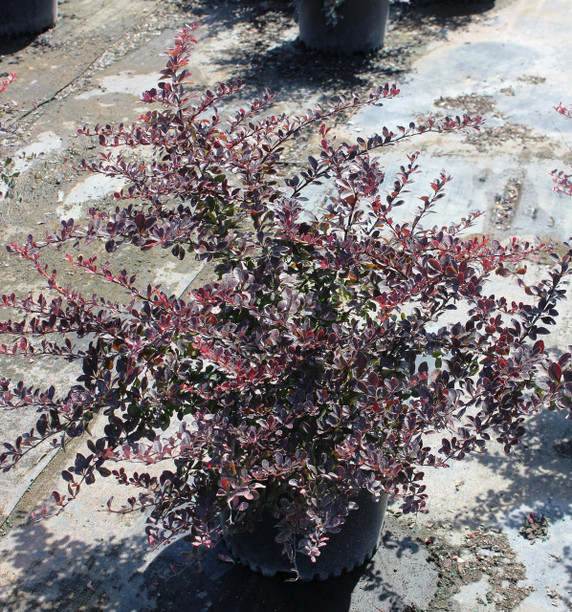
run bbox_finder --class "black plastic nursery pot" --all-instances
[298,0,390,54]
[0,0,58,37]
[223,492,389,581]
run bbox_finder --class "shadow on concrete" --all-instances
[0,513,426,611]
[178,0,297,36]
[0,34,45,58]
[2,417,566,611]
[184,0,401,98]
[441,407,572,600]
[212,38,408,99]
[564,544,572,591]
[145,521,425,611]
[0,518,152,611]
[174,0,483,101]
[408,0,496,17]
[452,409,572,532]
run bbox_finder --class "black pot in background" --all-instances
[1,0,58,37]
[298,0,390,54]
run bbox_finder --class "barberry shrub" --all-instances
[1,24,571,569]
[0,73,16,102]
[551,103,572,196]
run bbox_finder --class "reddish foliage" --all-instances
[1,25,571,571]
[0,73,16,96]
[551,104,572,196]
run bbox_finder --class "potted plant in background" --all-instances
[1,23,571,580]
[298,0,391,54]
[0,0,58,37]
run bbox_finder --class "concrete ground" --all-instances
[0,0,571,610]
